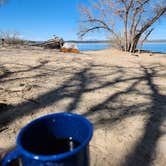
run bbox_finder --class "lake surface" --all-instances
[78,43,166,53]
[141,43,166,53]
[77,43,111,51]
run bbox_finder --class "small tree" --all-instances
[78,0,166,52]
[0,31,25,45]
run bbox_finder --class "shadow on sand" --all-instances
[0,62,166,166]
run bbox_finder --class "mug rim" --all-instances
[16,112,93,161]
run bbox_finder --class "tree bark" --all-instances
[129,34,141,52]
[129,7,166,52]
[124,13,128,51]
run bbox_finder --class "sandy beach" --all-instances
[0,46,166,166]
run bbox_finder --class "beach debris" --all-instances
[41,36,64,49]
[60,43,79,53]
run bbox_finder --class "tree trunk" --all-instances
[124,12,128,52]
[124,19,128,51]
[128,42,131,52]
[129,34,141,53]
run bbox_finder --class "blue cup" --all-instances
[1,112,93,166]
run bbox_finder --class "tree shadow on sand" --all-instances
[0,63,124,128]
[83,65,166,166]
[123,66,166,166]
[0,62,166,166]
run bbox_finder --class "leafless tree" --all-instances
[78,0,166,52]
[0,30,25,45]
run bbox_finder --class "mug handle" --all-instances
[1,148,20,166]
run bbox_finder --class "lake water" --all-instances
[77,43,166,53]
[141,43,166,53]
[77,43,110,51]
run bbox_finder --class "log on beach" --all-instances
[38,37,64,49]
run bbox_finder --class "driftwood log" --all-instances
[36,37,64,49]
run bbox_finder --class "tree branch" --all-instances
[130,0,150,38]
[80,18,121,42]
[78,26,107,37]
[139,7,166,34]
[142,28,154,43]
[139,28,154,52]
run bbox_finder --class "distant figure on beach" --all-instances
[1,38,5,47]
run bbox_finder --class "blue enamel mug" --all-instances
[1,113,93,166]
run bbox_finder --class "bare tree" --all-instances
[0,30,25,45]
[78,0,166,52]
[138,28,154,53]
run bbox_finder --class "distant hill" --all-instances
[65,40,112,43]
[66,40,166,43]
[145,39,166,43]
[32,39,166,44]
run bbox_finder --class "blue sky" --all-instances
[0,0,165,41]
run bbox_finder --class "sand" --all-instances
[0,46,166,166]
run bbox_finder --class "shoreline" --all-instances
[82,47,166,55]
[0,44,165,54]
[76,43,166,54]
